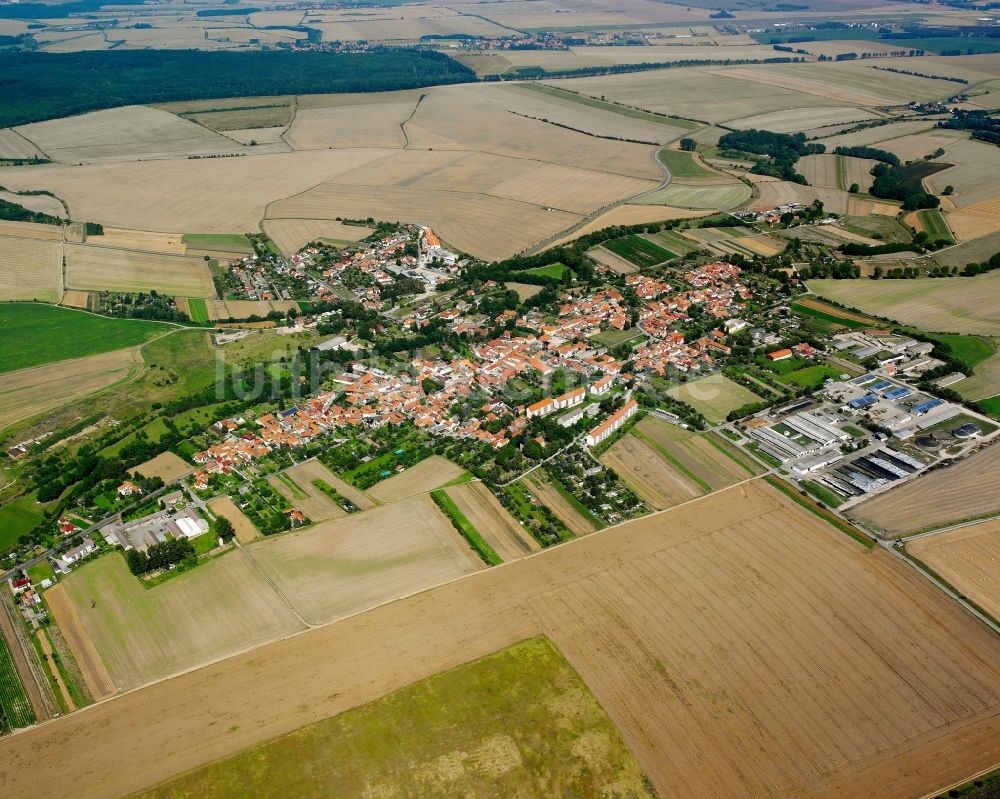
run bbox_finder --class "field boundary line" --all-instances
[232,541,314,629]
[2,477,767,736]
[918,760,1000,799]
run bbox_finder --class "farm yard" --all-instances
[64,244,216,297]
[10,481,1000,799]
[365,455,466,504]
[908,519,1000,622]
[851,443,1000,536]
[664,372,762,422]
[811,273,1000,335]
[247,495,482,626]
[134,637,649,799]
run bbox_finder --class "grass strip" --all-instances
[765,476,874,549]
[275,472,306,500]
[703,432,759,476]
[431,490,502,566]
[802,480,845,508]
[633,430,712,493]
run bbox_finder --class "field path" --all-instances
[37,630,75,712]
[232,542,314,629]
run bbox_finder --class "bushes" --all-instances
[126,537,195,575]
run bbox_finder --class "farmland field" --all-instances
[664,372,762,422]
[631,417,754,491]
[270,461,347,522]
[248,495,481,626]
[135,637,649,799]
[0,303,169,373]
[520,471,596,536]
[0,494,47,552]
[444,482,540,562]
[851,443,1000,536]
[811,273,1000,335]
[0,634,35,730]
[130,451,191,483]
[603,234,674,267]
[639,180,751,209]
[657,147,716,180]
[202,299,300,320]
[366,455,466,504]
[10,481,1000,799]
[0,234,61,302]
[65,244,215,297]
[908,519,1000,622]
[0,348,140,433]
[600,433,703,510]
[50,551,303,693]
[206,496,258,544]
[262,218,372,257]
[797,153,876,192]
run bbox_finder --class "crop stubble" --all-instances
[5,481,1000,799]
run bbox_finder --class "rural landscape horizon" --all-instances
[1,0,1000,796]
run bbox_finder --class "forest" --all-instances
[0,49,476,127]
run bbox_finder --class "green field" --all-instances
[640,181,752,210]
[135,636,652,798]
[665,372,762,423]
[932,334,996,369]
[181,233,253,252]
[0,493,46,552]
[916,209,952,242]
[779,364,842,389]
[185,298,209,323]
[979,395,1000,419]
[0,303,171,374]
[752,28,1000,54]
[649,229,699,255]
[657,148,716,179]
[520,263,568,280]
[591,328,644,348]
[604,235,674,267]
[839,215,911,245]
[0,635,35,730]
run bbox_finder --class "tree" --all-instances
[215,516,235,543]
[125,549,148,576]
[679,138,696,151]
[943,185,954,195]
[848,182,860,194]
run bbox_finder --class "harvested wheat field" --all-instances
[634,416,754,490]
[752,179,851,215]
[0,348,138,432]
[729,106,877,135]
[263,218,372,257]
[797,153,876,192]
[7,481,1000,799]
[65,243,215,297]
[50,550,304,692]
[944,207,1000,242]
[58,289,93,309]
[43,583,116,701]
[520,471,597,535]
[505,282,543,301]
[600,433,703,510]
[445,481,540,561]
[88,227,187,254]
[0,234,61,302]
[248,494,482,625]
[202,299,300,320]
[284,100,416,150]
[852,443,1000,536]
[0,149,393,233]
[908,519,1000,621]
[299,460,375,511]
[926,140,1000,208]
[207,496,258,544]
[0,127,46,160]
[13,106,257,163]
[131,451,192,483]
[0,189,65,218]
[367,455,466,504]
[811,272,1000,335]
[269,462,345,522]
[0,220,63,240]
